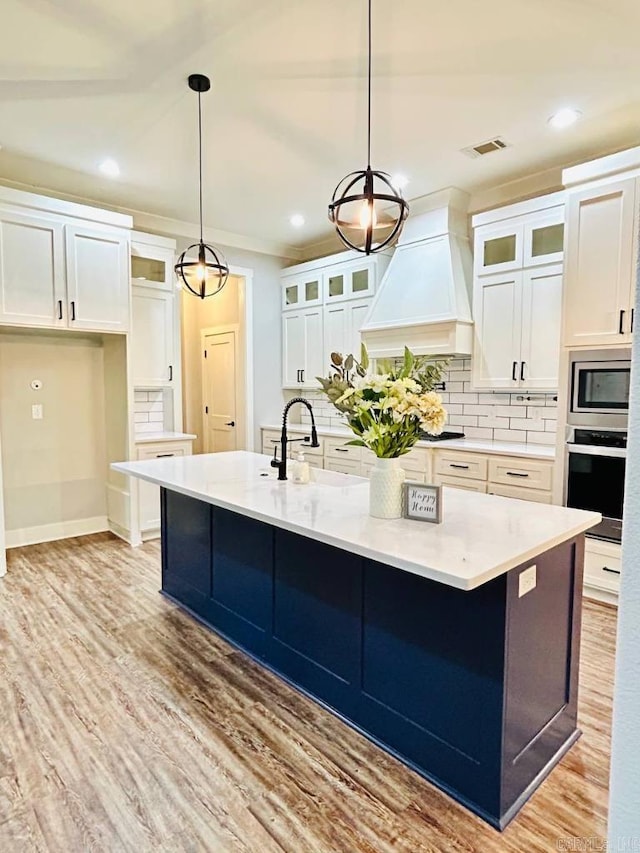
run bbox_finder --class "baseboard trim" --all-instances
[584,584,619,606]
[5,516,109,549]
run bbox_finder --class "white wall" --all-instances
[0,332,108,541]
[608,268,640,842]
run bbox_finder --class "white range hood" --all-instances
[361,188,473,359]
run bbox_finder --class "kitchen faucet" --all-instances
[270,397,320,481]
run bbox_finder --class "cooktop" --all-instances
[419,431,465,442]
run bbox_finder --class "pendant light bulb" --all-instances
[174,73,229,299]
[327,0,408,254]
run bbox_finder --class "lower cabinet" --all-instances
[136,438,194,537]
[583,538,621,603]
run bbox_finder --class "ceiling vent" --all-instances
[461,137,510,159]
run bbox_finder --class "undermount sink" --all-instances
[259,466,363,487]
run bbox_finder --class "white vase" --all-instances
[369,457,406,519]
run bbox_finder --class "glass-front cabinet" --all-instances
[474,202,565,276]
[325,259,376,303]
[281,274,323,310]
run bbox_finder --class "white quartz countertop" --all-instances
[113,451,597,591]
[261,424,555,460]
[134,432,197,444]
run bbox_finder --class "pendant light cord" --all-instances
[198,90,204,243]
[367,0,372,168]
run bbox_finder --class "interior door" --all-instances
[520,265,562,390]
[0,213,65,327]
[203,331,237,453]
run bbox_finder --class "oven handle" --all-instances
[566,443,627,458]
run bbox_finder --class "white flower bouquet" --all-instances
[317,346,448,459]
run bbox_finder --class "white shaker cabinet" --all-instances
[324,298,373,367]
[0,212,66,328]
[65,225,130,333]
[131,286,175,386]
[472,193,564,392]
[562,178,638,347]
[282,306,324,388]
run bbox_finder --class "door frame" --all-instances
[201,323,245,454]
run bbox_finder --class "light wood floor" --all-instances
[0,533,616,852]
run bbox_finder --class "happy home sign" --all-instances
[403,483,442,524]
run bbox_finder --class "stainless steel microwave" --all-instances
[569,349,631,429]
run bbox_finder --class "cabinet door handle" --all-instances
[296,369,301,383]
[632,309,635,334]
[301,369,305,384]
[450,463,470,470]
[619,309,626,334]
[70,301,76,321]
[520,361,526,382]
[507,471,529,478]
[156,453,175,458]
[225,421,235,427]
[602,566,621,575]
[512,361,518,381]
[57,300,63,320]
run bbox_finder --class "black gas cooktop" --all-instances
[420,431,465,442]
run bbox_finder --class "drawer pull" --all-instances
[506,471,529,478]
[450,463,470,470]
[335,448,349,453]
[156,453,175,458]
[602,566,621,575]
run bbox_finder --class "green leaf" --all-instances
[345,439,366,447]
[403,346,413,377]
[360,343,370,371]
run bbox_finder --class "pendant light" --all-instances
[174,74,229,299]
[328,0,409,254]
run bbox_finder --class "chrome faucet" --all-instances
[270,397,320,481]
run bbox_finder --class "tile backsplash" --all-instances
[134,389,165,434]
[294,358,557,445]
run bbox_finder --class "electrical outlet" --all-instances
[518,564,537,598]
[32,404,43,420]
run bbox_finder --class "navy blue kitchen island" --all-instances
[114,451,600,830]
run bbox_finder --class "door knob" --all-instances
[225,421,235,427]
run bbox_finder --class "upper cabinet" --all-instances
[0,212,65,328]
[0,186,132,334]
[281,249,391,389]
[130,234,179,388]
[562,177,638,348]
[471,193,565,391]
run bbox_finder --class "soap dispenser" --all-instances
[291,451,310,484]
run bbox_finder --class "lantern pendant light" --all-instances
[174,74,229,299]
[328,0,409,254]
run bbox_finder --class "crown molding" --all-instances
[0,175,303,262]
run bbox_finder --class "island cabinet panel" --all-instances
[500,536,583,819]
[209,508,274,658]
[270,530,362,714]
[159,489,585,830]
[161,490,212,617]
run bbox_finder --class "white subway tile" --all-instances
[147,390,164,403]
[542,407,557,420]
[462,404,495,417]
[450,393,478,404]
[439,392,450,403]
[510,418,544,432]
[495,405,527,419]
[445,404,463,415]
[455,370,471,382]
[448,415,479,427]
[462,426,494,439]
[526,431,556,446]
[446,381,464,393]
[448,360,466,372]
[478,393,511,405]
[134,391,148,403]
[493,429,528,442]
[477,416,511,429]
[526,407,547,421]
[134,422,157,433]
[545,420,558,433]
[134,413,150,423]
[148,411,164,423]
[545,398,559,407]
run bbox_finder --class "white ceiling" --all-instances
[1,0,640,254]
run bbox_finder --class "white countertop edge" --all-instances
[260,424,556,460]
[134,432,197,444]
[112,455,595,591]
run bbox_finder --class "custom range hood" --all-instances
[361,188,473,358]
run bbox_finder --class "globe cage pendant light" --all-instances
[328,0,409,254]
[174,74,229,299]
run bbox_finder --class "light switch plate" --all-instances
[518,565,537,597]
[32,404,43,420]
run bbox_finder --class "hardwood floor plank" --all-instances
[0,534,617,852]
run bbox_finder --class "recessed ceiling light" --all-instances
[99,158,120,178]
[548,108,582,130]
[391,173,409,191]
[290,214,305,228]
